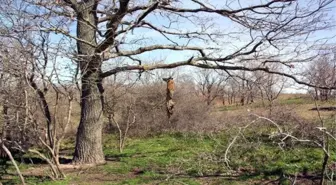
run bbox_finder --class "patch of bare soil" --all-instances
[21,161,135,184]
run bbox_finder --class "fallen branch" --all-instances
[1,141,26,185]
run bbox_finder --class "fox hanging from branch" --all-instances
[162,77,175,119]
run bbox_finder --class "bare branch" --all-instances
[103,45,207,59]
[96,0,131,53]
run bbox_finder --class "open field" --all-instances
[1,95,335,185]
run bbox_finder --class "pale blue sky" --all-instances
[3,0,334,90]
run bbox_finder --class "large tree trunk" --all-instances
[73,70,105,164]
[73,4,106,164]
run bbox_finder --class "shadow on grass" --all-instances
[0,159,10,181]
[104,148,180,161]
[119,165,322,185]
[12,156,72,165]
[0,156,73,185]
[1,175,52,185]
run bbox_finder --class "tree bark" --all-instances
[73,60,105,164]
[73,4,106,164]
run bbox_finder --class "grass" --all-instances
[231,144,333,174]
[219,94,335,110]
[94,133,336,184]
[0,175,67,185]
[2,132,335,184]
[1,95,335,184]
[102,133,217,175]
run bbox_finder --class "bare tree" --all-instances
[103,74,129,131]
[0,50,26,185]
[0,0,334,164]
[221,70,259,106]
[255,64,286,114]
[110,102,136,153]
[103,74,138,152]
[195,69,227,105]
[0,29,76,179]
[226,77,239,105]
[307,54,336,101]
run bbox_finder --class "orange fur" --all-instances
[167,79,175,95]
[163,77,175,118]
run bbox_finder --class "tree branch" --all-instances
[158,0,293,15]
[96,0,130,53]
[98,5,150,23]
[101,58,335,90]
[103,45,207,59]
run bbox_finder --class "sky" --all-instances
[2,0,335,93]
[111,0,336,93]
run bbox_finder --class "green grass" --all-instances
[102,133,217,175]
[230,145,333,174]
[99,132,336,184]
[218,96,336,111]
[2,130,335,184]
[278,97,310,105]
[0,176,69,185]
[86,133,219,184]
[217,98,306,112]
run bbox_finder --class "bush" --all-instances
[104,81,219,136]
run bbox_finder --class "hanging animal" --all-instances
[163,77,175,119]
